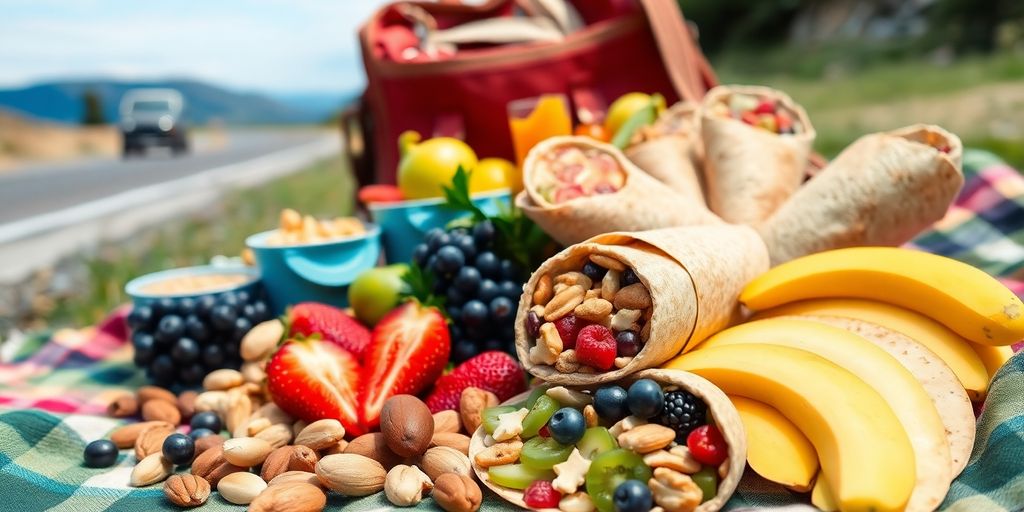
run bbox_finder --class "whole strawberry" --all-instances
[266,338,364,436]
[425,351,526,412]
[287,302,371,361]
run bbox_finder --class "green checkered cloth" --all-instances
[3,150,1024,511]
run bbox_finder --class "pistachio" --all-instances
[432,473,482,512]
[222,437,273,467]
[384,464,433,507]
[217,471,268,505]
[315,453,386,496]
[294,419,346,451]
[163,474,211,507]
[130,453,173,487]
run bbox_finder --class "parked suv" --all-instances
[119,89,188,156]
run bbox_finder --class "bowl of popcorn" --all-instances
[246,209,381,313]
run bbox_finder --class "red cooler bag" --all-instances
[346,0,717,186]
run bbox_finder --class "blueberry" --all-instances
[475,251,501,278]
[156,315,185,343]
[613,480,653,512]
[461,300,489,327]
[127,305,155,330]
[188,428,215,440]
[449,323,464,341]
[194,295,217,318]
[412,243,431,266]
[250,301,269,321]
[465,324,489,341]
[621,268,640,287]
[454,234,477,261]
[478,279,500,303]
[218,292,240,308]
[83,439,118,468]
[184,315,209,343]
[171,337,200,363]
[202,344,226,368]
[500,260,521,281]
[211,305,237,331]
[235,290,250,304]
[435,246,465,275]
[548,407,586,445]
[594,386,630,423]
[149,354,175,385]
[433,277,449,295]
[482,338,504,351]
[154,297,178,316]
[473,221,496,247]
[178,297,197,315]
[616,330,641,357]
[447,306,462,323]
[233,317,254,341]
[446,286,466,307]
[425,228,446,250]
[454,266,482,294]
[132,331,157,364]
[162,433,195,465]
[627,379,664,419]
[429,232,452,252]
[241,304,257,321]
[498,280,521,300]
[582,261,607,282]
[425,255,438,274]
[178,363,205,386]
[190,411,223,432]
[489,296,514,322]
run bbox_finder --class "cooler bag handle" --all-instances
[638,0,717,101]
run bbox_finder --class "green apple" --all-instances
[348,264,409,326]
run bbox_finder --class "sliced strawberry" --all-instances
[266,338,364,436]
[288,302,371,362]
[358,184,404,204]
[360,301,450,429]
[425,351,526,412]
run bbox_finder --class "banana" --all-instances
[748,298,990,400]
[696,317,951,511]
[740,247,1024,346]
[729,395,817,492]
[666,344,916,512]
[975,344,1014,378]
[813,472,839,512]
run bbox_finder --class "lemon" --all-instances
[604,92,664,138]
[397,131,479,200]
[471,158,514,193]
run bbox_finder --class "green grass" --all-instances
[47,156,356,327]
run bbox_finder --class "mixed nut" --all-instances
[526,254,653,373]
[262,208,366,246]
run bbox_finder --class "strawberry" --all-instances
[266,338,364,436]
[358,184,404,204]
[359,301,450,429]
[425,351,526,412]
[287,302,371,362]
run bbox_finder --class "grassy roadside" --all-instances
[46,156,356,328]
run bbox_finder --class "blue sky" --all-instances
[0,0,393,94]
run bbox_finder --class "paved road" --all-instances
[0,128,330,224]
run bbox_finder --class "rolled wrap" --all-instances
[515,225,770,385]
[757,124,964,266]
[517,136,722,246]
[700,85,816,224]
[626,102,706,204]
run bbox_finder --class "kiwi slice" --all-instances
[488,463,556,490]
[585,448,653,512]
[481,406,519,435]
[577,426,618,460]
[520,436,574,470]
[525,385,553,409]
[521,395,560,438]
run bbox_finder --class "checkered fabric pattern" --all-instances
[2,149,1023,511]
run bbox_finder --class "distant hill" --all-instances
[0,79,358,125]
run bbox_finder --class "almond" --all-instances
[532,274,554,305]
[315,453,386,496]
[268,471,323,488]
[130,453,173,487]
[249,482,326,512]
[176,390,198,421]
[418,446,472,481]
[191,445,246,486]
[459,387,498,435]
[217,471,268,505]
[614,283,652,310]
[222,437,273,467]
[203,369,244,391]
[163,474,211,507]
[380,395,433,458]
[254,423,293,449]
[543,284,586,321]
[134,423,175,460]
[430,432,471,455]
[107,394,138,418]
[194,434,226,457]
[433,473,482,512]
[616,423,675,454]
[345,432,404,469]
[433,410,462,434]
[240,319,284,362]
[110,420,173,449]
[260,445,318,482]
[137,385,177,405]
[142,399,181,425]
[294,419,346,451]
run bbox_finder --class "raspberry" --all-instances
[658,391,707,443]
[523,480,561,508]
[753,99,776,114]
[554,315,589,350]
[687,424,728,466]
[539,425,551,438]
[575,325,616,370]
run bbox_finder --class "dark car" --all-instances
[119,89,188,156]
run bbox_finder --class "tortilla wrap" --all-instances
[700,85,816,224]
[469,368,746,512]
[514,225,770,385]
[757,124,964,266]
[626,102,706,204]
[518,136,722,246]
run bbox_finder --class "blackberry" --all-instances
[658,390,707,442]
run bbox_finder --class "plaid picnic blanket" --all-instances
[2,149,1024,511]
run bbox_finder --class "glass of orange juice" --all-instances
[508,94,573,193]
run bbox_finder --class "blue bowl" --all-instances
[245,224,382,314]
[125,265,261,304]
[369,190,511,264]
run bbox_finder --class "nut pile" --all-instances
[263,208,365,246]
[526,254,653,373]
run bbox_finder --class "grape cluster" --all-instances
[125,288,272,388]
[412,221,524,363]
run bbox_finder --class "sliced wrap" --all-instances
[626,102,706,204]
[757,124,964,266]
[469,368,747,512]
[514,225,770,385]
[700,85,816,224]
[517,136,722,246]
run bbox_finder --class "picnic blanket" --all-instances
[2,149,1024,511]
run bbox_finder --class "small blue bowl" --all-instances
[125,265,261,304]
[369,190,511,264]
[246,224,382,314]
